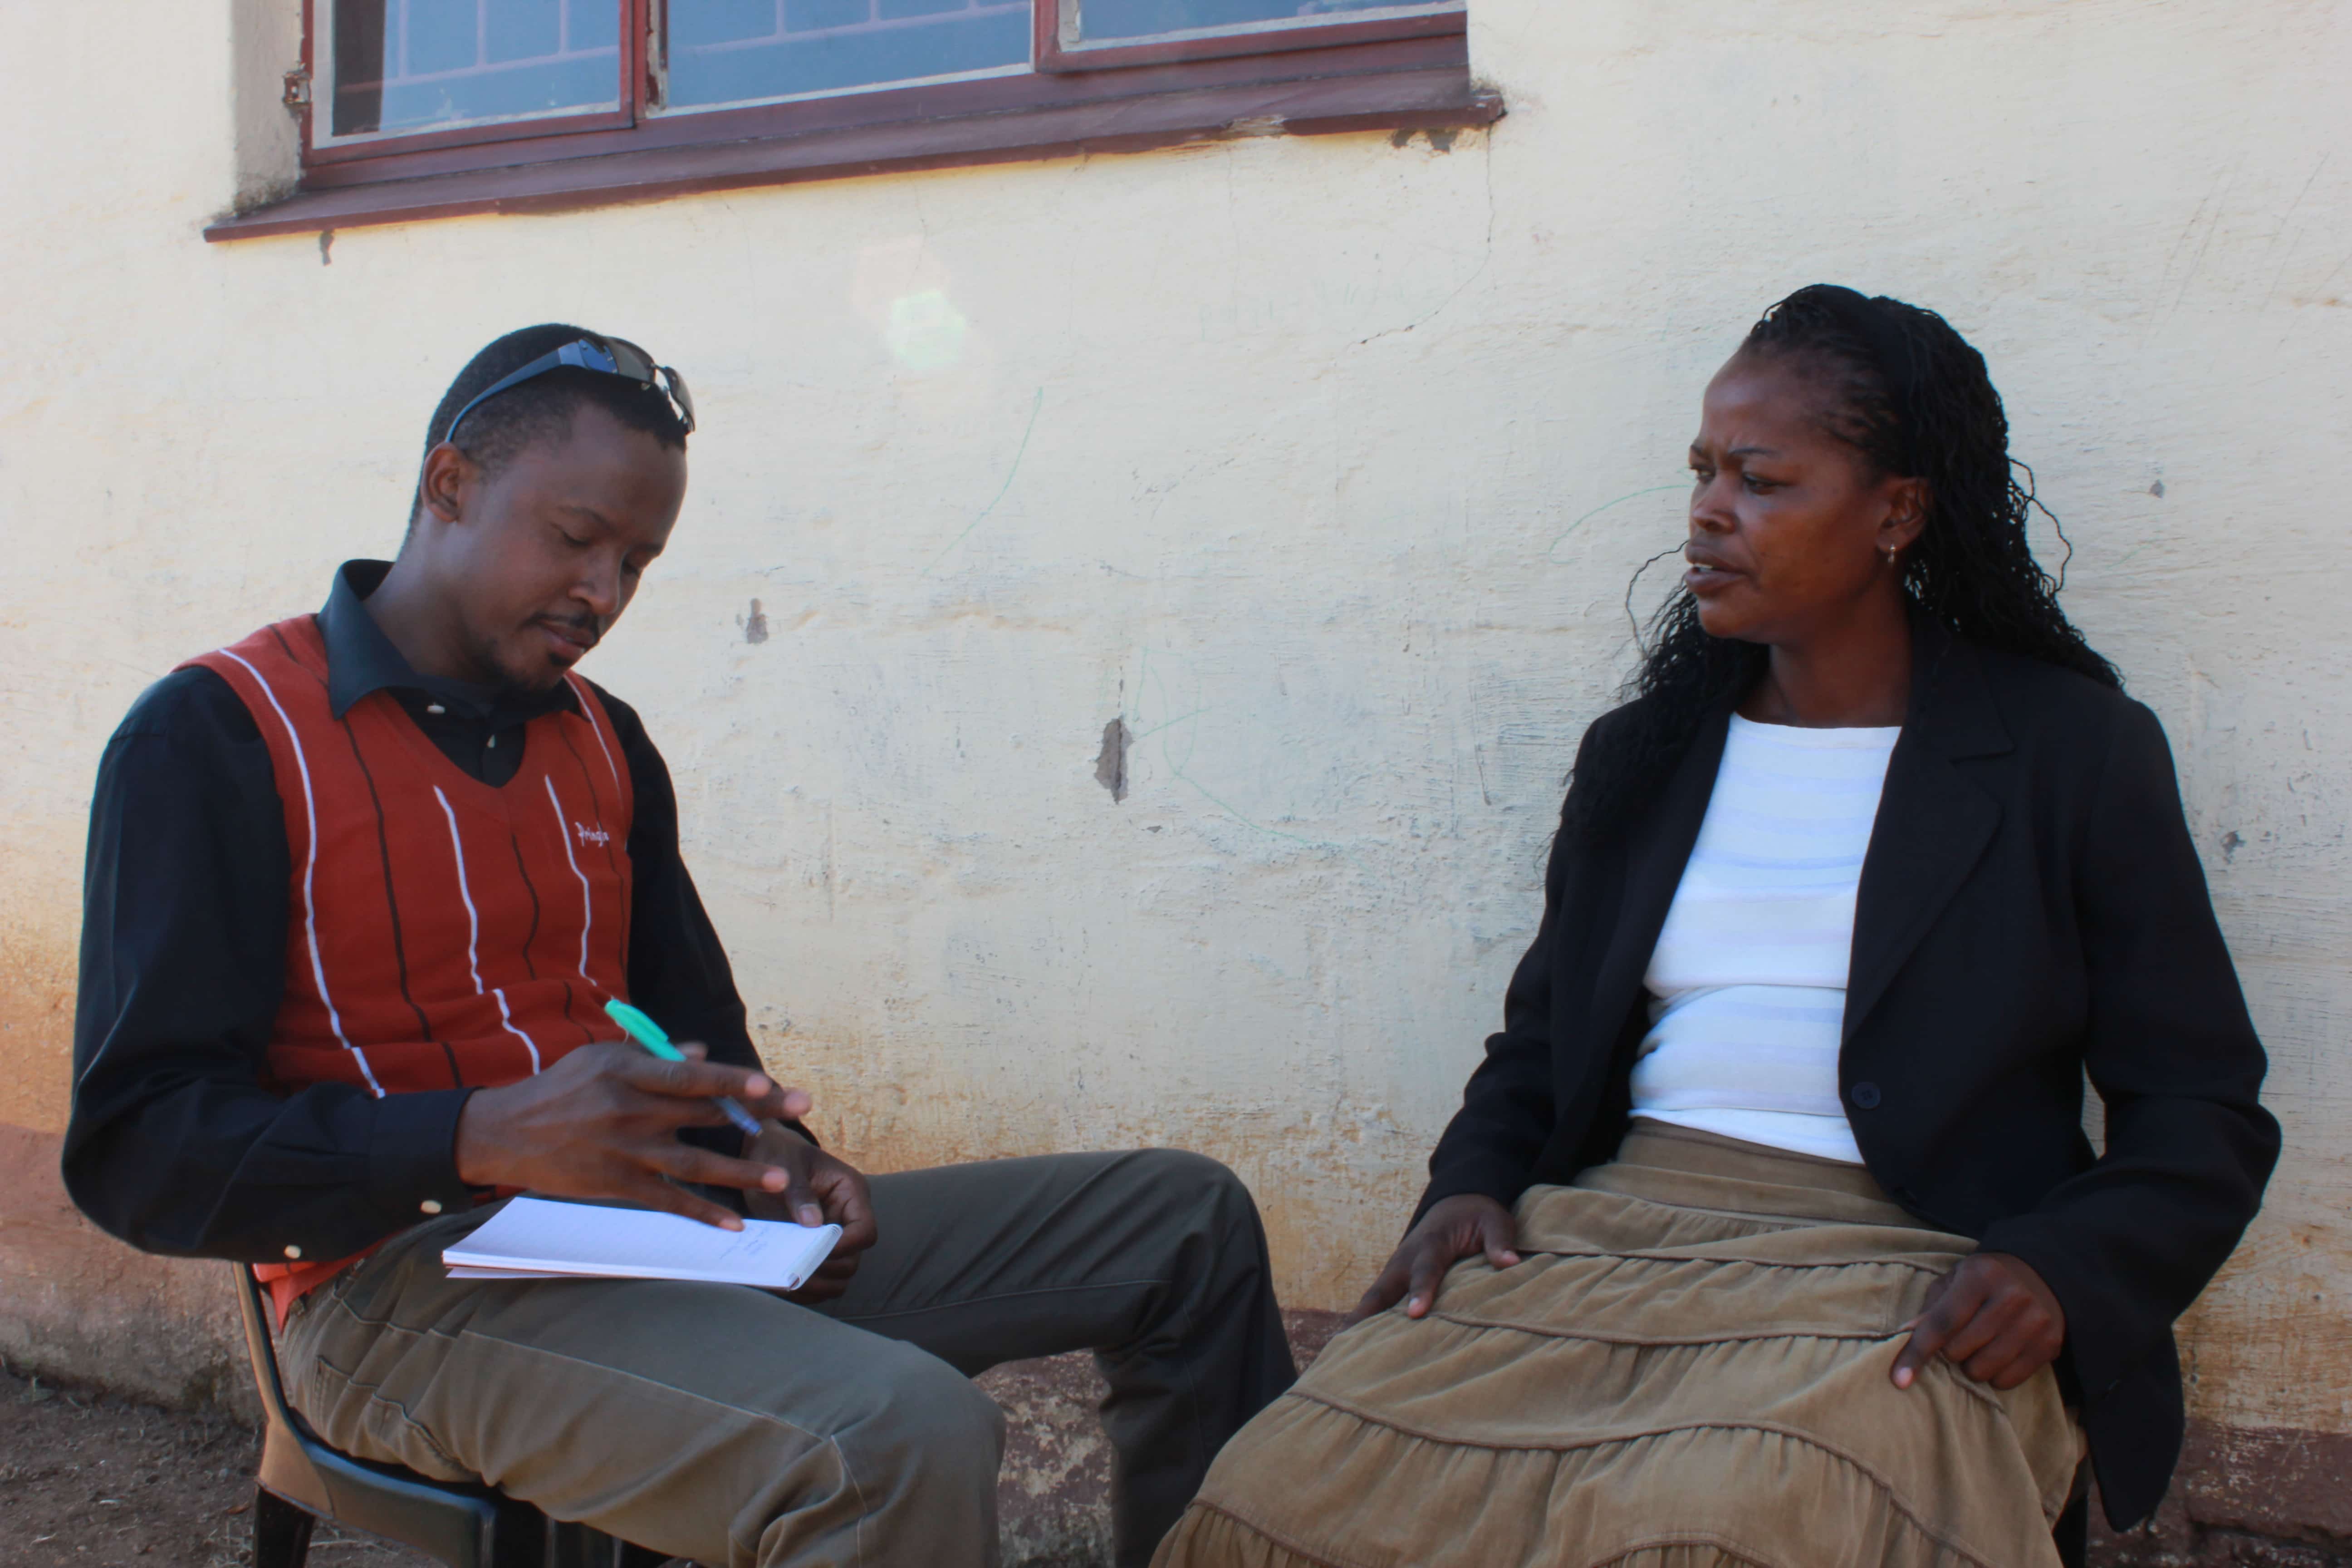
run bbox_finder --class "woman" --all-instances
[1154,287,2278,1568]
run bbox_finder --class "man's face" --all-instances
[421,402,688,692]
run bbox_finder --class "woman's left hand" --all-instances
[1891,1252,2066,1392]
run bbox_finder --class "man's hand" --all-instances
[454,1042,810,1230]
[1892,1251,2066,1392]
[1343,1194,1521,1327]
[743,1122,878,1303]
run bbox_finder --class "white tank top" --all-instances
[1630,714,1900,1165]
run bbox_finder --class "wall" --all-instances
[2,0,2347,1516]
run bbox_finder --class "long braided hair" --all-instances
[1567,284,2120,844]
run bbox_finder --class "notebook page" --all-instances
[445,1198,841,1290]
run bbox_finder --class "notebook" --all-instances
[443,1196,842,1291]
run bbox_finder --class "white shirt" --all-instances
[1629,714,1901,1164]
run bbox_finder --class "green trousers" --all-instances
[279,1149,1296,1568]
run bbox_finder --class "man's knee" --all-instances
[845,1344,1005,1496]
[740,1346,1002,1566]
[1124,1148,1266,1236]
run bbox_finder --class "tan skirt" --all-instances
[1153,1123,2082,1568]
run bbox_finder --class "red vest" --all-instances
[186,616,635,1310]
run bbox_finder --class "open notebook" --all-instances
[444,1197,842,1291]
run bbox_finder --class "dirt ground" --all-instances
[0,1360,430,1568]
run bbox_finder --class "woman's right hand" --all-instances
[1344,1194,1521,1326]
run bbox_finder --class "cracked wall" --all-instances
[0,0,2347,1504]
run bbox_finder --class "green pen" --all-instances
[604,1000,767,1138]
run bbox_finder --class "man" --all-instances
[65,324,1294,1568]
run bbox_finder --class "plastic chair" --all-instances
[233,1264,668,1568]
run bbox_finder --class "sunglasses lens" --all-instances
[661,367,696,432]
[572,336,690,431]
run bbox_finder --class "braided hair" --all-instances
[1567,284,2119,844]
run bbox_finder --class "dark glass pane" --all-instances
[1075,0,1446,43]
[666,0,1029,108]
[329,0,620,138]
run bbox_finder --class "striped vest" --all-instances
[186,615,634,1307]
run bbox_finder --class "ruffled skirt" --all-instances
[1153,1123,2082,1568]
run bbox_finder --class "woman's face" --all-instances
[1682,349,1923,647]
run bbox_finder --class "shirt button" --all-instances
[426,703,446,715]
[1850,1081,1883,1111]
[283,1244,303,1260]
[420,1200,444,1215]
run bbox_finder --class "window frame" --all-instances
[302,0,649,166]
[220,0,1497,240]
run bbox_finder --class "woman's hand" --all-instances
[1892,1252,2065,1392]
[1344,1195,1521,1327]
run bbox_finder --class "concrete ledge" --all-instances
[2093,1420,2352,1565]
[979,1311,1346,1564]
[0,1122,255,1417]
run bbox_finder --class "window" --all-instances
[1038,1,1464,69]
[213,0,1495,237]
[666,2,1031,111]
[322,1,627,143]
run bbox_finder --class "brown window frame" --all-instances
[210,0,1498,241]
[301,0,646,167]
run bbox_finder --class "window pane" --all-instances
[1072,0,1455,44]
[329,0,620,139]
[665,0,1029,111]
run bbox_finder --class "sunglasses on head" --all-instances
[441,334,696,447]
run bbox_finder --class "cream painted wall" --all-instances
[2,0,2346,1435]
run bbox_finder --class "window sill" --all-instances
[207,46,1500,242]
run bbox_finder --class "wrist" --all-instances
[451,1083,516,1187]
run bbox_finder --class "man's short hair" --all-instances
[411,323,691,523]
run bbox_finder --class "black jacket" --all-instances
[1417,623,2278,1529]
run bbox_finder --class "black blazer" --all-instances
[1417,621,2278,1529]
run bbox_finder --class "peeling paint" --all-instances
[1093,717,1130,802]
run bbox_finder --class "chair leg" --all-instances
[546,1518,651,1568]
[252,1487,316,1568]
[544,1520,669,1568]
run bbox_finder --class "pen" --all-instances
[603,1000,767,1139]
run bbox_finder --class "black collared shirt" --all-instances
[63,562,761,1264]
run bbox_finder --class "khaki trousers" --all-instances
[279,1150,1295,1568]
